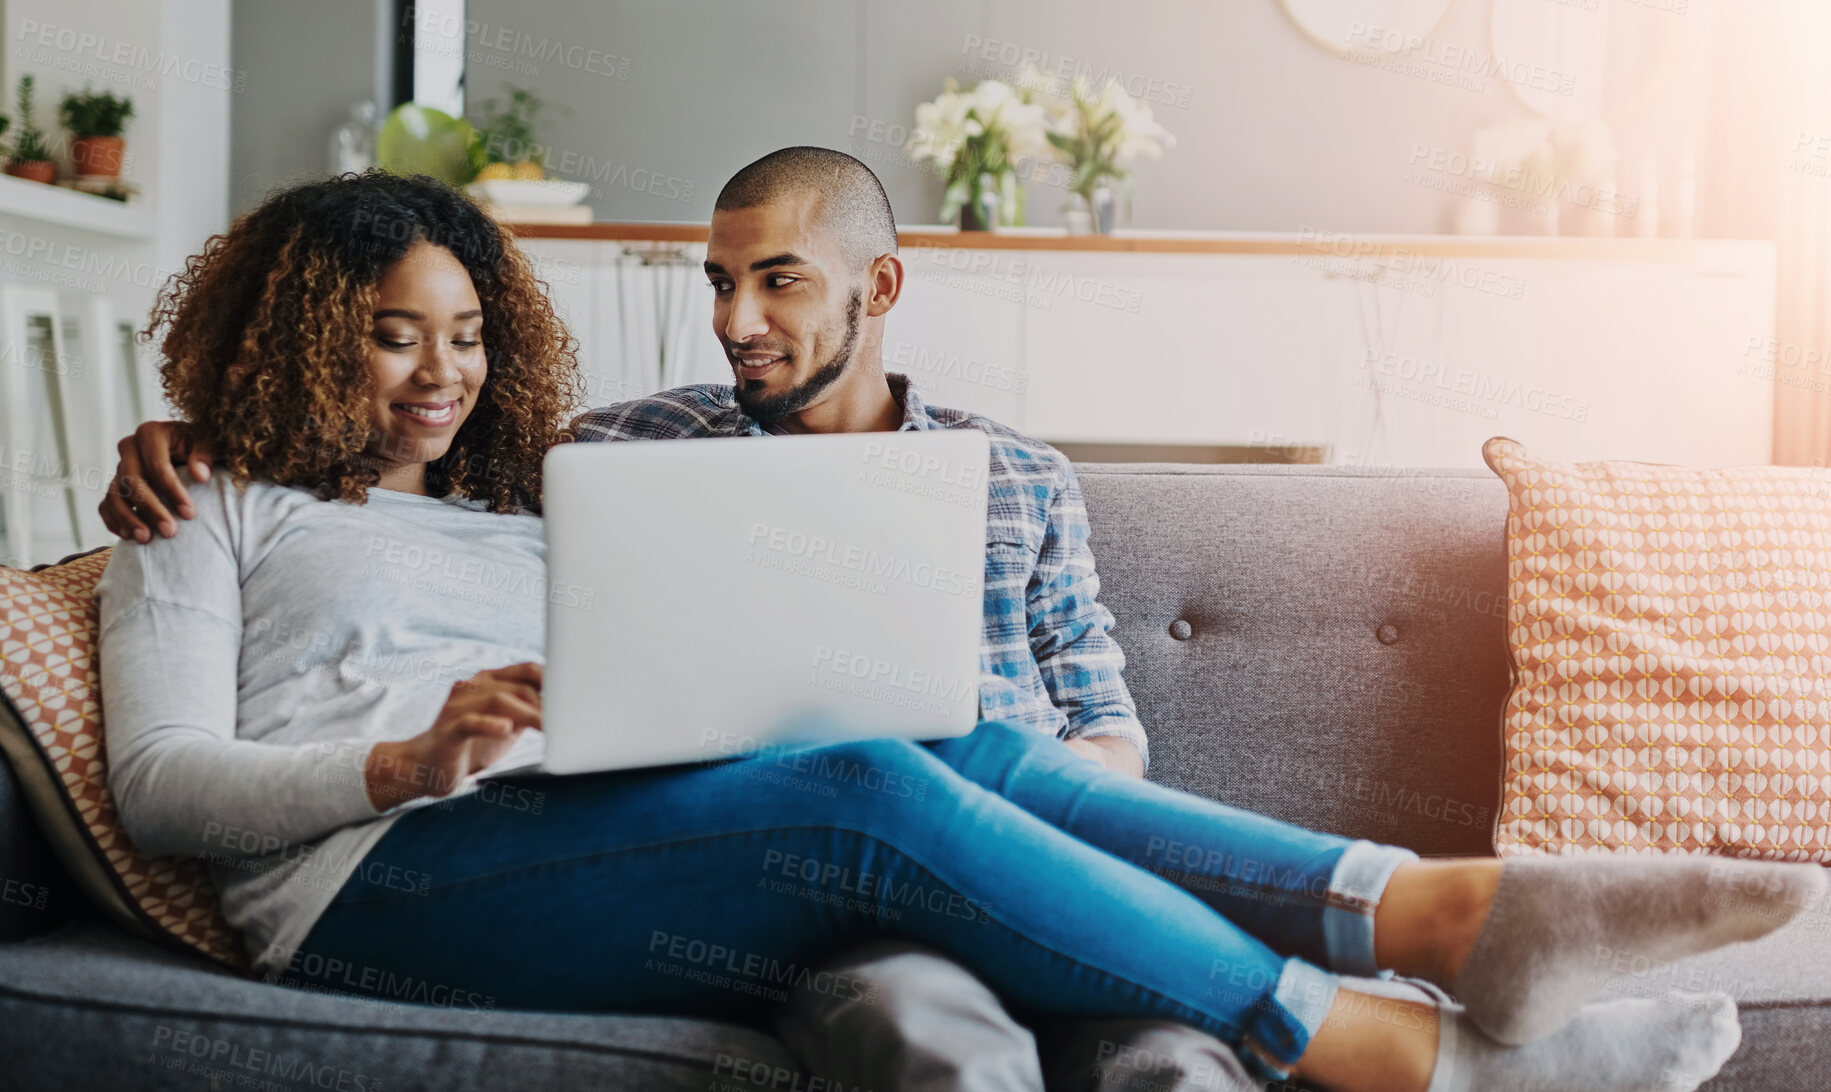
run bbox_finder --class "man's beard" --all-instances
[731,288,864,422]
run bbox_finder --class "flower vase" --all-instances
[998,170,1023,228]
[960,172,1000,232]
[1063,193,1095,235]
[1091,182,1118,234]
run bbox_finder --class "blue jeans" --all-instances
[286,721,1413,1078]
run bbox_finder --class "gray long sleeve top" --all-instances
[97,476,548,973]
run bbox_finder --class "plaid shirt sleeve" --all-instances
[569,389,742,443]
[570,406,650,443]
[1027,461,1149,769]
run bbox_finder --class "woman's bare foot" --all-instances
[1287,988,1439,1092]
[1371,859,1503,984]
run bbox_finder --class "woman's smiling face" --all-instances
[364,239,487,487]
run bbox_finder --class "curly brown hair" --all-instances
[146,171,580,512]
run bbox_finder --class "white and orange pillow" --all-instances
[0,549,246,969]
[1483,438,1831,861]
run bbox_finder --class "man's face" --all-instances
[705,191,865,420]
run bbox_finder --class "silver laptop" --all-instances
[519,430,989,775]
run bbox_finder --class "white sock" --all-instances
[1451,856,1823,1043]
[1317,976,1740,1092]
[1428,991,1740,1092]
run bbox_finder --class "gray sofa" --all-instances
[2,463,1826,1090]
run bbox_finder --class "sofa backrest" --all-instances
[0,463,1511,938]
[1077,463,1512,857]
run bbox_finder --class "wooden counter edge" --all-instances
[504,222,1766,262]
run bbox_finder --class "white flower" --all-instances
[909,83,974,168]
[968,78,1053,162]
[1011,64,1064,103]
[1105,81,1174,161]
[1049,73,1176,178]
[908,76,1052,170]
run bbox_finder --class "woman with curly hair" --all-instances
[96,171,1817,1092]
[98,170,576,991]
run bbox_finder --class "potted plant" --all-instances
[5,76,57,184]
[908,77,1052,230]
[457,88,589,219]
[59,86,134,177]
[1040,74,1174,234]
[469,86,557,181]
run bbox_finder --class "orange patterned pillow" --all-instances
[0,549,247,969]
[1484,438,1831,861]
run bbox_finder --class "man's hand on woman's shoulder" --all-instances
[99,420,217,543]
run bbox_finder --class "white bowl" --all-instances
[466,179,590,207]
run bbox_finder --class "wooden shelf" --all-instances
[505,220,1759,262]
[0,174,152,239]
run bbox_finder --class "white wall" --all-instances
[219,0,1723,233]
[462,0,1715,232]
[229,0,390,215]
[156,1,231,278]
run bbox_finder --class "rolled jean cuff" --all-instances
[1242,958,1339,1081]
[1322,840,1418,977]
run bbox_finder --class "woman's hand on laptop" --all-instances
[99,420,217,543]
[364,663,544,810]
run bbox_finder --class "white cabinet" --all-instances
[1007,251,1343,450]
[890,251,1030,430]
[515,233,1776,469]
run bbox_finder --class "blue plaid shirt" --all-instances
[570,374,1148,767]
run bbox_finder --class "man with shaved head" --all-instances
[704,146,900,426]
[717,145,900,267]
[101,146,1248,1091]
[687,146,1240,1089]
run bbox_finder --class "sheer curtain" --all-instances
[602,243,725,399]
[1697,0,1831,466]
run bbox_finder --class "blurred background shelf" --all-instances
[0,175,152,240]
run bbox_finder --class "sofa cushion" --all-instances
[1483,438,1831,860]
[1076,464,1511,857]
[0,914,801,1091]
[0,551,245,969]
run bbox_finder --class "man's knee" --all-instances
[775,941,1043,1091]
[784,939,1023,1031]
[1038,1019,1255,1092]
